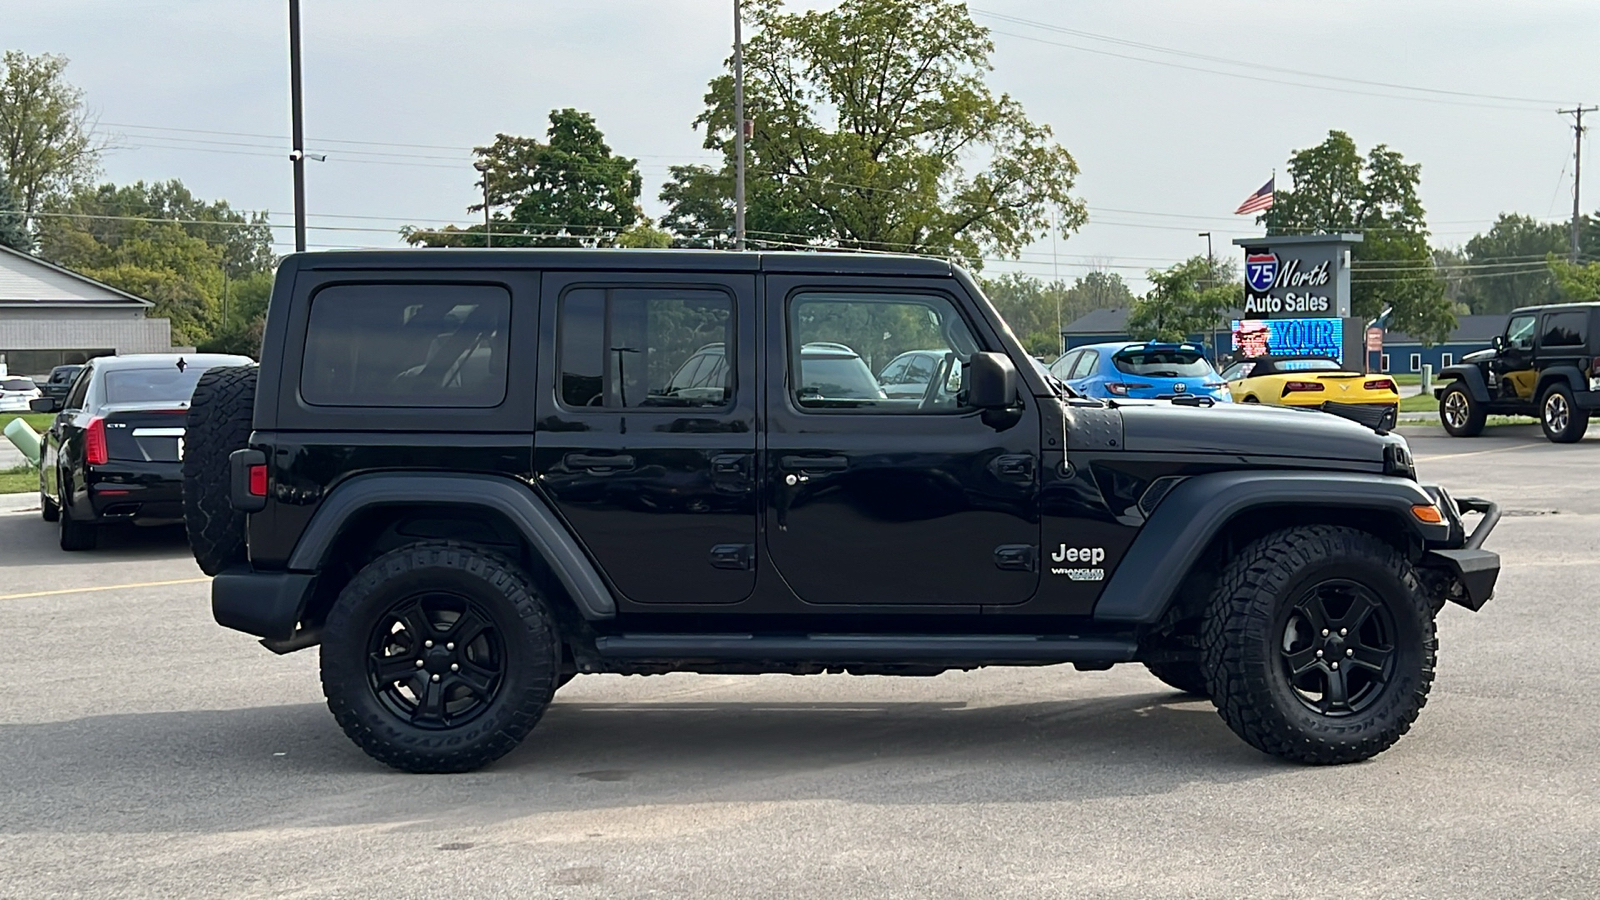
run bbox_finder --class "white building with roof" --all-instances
[0,243,186,378]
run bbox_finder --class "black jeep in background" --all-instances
[1436,301,1600,442]
[182,249,1502,773]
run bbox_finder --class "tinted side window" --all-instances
[558,287,734,409]
[1540,311,1587,348]
[65,366,92,409]
[300,284,510,407]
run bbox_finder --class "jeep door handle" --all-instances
[565,453,636,472]
[780,455,848,473]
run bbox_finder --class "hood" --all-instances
[1111,400,1398,464]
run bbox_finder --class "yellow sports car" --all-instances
[1220,355,1400,408]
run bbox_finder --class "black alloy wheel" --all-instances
[1277,580,1396,716]
[367,592,507,730]
[321,541,560,773]
[57,486,97,551]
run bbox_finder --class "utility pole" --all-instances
[733,0,747,251]
[288,0,307,253]
[1559,105,1597,264]
[1199,232,1216,359]
[1051,209,1062,353]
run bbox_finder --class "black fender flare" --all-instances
[1534,366,1586,400]
[1437,364,1490,403]
[1092,470,1445,624]
[287,472,616,619]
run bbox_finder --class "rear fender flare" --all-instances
[287,472,616,619]
[1437,365,1490,403]
[1092,470,1444,624]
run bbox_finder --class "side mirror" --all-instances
[1491,335,1505,351]
[29,397,60,413]
[965,352,1017,409]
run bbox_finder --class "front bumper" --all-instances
[1420,490,1501,611]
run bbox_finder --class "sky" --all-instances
[9,0,1600,289]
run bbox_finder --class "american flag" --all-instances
[1233,177,1275,215]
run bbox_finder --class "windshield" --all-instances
[103,367,210,405]
[1,378,36,391]
[1275,358,1343,373]
[801,356,883,399]
[1113,347,1215,378]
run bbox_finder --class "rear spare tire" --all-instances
[183,365,257,575]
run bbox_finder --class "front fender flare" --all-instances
[1092,470,1444,624]
[287,472,616,620]
[1437,364,1490,403]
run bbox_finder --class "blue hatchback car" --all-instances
[1048,341,1231,402]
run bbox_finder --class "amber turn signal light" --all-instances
[1410,504,1444,524]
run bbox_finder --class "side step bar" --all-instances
[594,633,1138,665]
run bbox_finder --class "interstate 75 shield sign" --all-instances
[1245,252,1278,294]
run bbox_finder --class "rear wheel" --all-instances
[1439,382,1485,437]
[1540,383,1589,443]
[183,366,257,575]
[1242,395,1260,404]
[320,541,560,773]
[57,489,97,551]
[1201,525,1434,765]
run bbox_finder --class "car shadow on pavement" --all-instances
[0,690,1284,835]
[0,514,191,569]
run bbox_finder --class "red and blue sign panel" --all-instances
[1245,252,1279,294]
[1232,318,1343,362]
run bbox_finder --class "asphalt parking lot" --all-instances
[1,424,1597,899]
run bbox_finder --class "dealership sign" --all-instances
[1235,234,1359,320]
[1232,317,1344,360]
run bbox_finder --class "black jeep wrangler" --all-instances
[1435,301,1600,442]
[183,250,1501,773]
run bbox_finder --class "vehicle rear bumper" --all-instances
[86,461,182,523]
[212,566,315,640]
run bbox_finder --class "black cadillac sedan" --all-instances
[32,353,253,550]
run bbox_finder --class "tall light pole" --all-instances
[733,0,747,251]
[288,0,307,253]
[475,159,492,248]
[1199,231,1216,359]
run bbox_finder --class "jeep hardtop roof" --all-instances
[1508,300,1600,316]
[284,248,954,277]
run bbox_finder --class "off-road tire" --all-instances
[1143,660,1209,697]
[1439,382,1486,438]
[321,541,560,774]
[1539,383,1589,443]
[57,490,97,551]
[183,365,257,575]
[1200,525,1435,765]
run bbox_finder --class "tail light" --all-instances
[248,464,268,497]
[1106,382,1152,396]
[1365,379,1396,392]
[85,417,108,466]
[1281,381,1326,394]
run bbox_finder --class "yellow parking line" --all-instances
[0,576,210,602]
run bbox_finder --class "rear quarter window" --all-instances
[299,283,511,408]
[1540,311,1588,348]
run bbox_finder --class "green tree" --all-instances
[406,109,644,248]
[34,180,275,348]
[659,0,1085,262]
[1447,213,1568,314]
[1548,256,1600,301]
[1262,130,1453,344]
[979,270,1136,357]
[1127,256,1238,343]
[0,169,30,251]
[0,52,99,225]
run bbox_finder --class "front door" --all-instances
[1499,313,1538,399]
[534,272,758,605]
[763,277,1041,606]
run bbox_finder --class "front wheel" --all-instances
[1439,382,1486,437]
[1201,525,1435,765]
[320,541,561,773]
[1540,383,1590,443]
[57,490,97,551]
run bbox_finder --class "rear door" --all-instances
[534,272,759,606]
[763,275,1041,606]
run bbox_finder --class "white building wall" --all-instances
[0,308,176,354]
